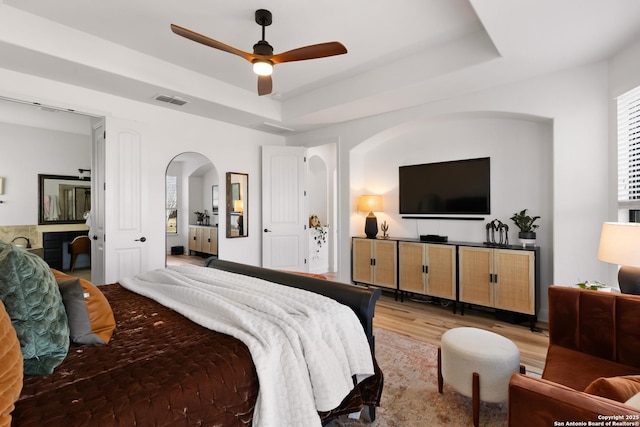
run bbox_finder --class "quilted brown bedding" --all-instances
[12,283,382,426]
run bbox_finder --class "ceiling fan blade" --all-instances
[257,75,273,96]
[171,24,256,62]
[271,42,347,64]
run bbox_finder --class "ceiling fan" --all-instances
[171,9,347,96]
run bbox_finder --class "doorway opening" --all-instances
[165,152,219,267]
[0,97,104,283]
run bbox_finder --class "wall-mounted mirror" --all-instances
[226,172,248,238]
[38,174,91,225]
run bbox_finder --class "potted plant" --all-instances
[194,211,205,225]
[510,209,540,246]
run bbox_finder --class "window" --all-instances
[618,85,640,209]
[166,175,177,233]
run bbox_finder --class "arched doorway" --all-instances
[306,143,337,274]
[165,152,219,266]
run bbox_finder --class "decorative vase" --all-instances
[518,231,536,247]
[364,214,378,239]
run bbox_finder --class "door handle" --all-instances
[135,237,147,242]
[264,228,272,232]
[92,235,98,240]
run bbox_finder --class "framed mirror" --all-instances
[38,174,91,225]
[226,172,248,238]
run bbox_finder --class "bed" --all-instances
[5,257,383,426]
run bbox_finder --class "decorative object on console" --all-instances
[358,195,383,239]
[194,211,205,225]
[420,234,448,242]
[597,222,640,294]
[485,219,509,246]
[381,221,389,239]
[510,209,540,247]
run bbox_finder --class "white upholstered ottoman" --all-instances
[437,327,523,426]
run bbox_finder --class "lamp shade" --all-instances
[358,195,383,213]
[597,222,640,267]
[234,200,244,213]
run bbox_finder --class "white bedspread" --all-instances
[120,265,374,427]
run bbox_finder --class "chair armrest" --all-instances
[508,374,640,427]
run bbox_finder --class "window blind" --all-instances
[617,85,640,207]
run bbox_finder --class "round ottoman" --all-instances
[437,327,522,426]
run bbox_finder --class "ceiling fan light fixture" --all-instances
[252,60,273,76]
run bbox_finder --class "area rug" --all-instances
[327,327,507,427]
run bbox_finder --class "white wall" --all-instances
[289,62,610,321]
[0,120,91,225]
[351,116,552,243]
[0,67,284,278]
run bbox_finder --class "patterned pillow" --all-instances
[0,299,22,427]
[0,242,69,375]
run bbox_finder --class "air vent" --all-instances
[251,122,295,135]
[153,94,189,106]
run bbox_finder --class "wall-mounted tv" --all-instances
[399,157,490,215]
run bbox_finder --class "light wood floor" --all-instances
[166,256,550,375]
[373,292,549,376]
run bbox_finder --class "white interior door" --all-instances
[261,145,307,270]
[103,118,150,283]
[90,122,106,285]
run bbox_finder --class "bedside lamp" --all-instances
[358,195,383,239]
[597,222,640,294]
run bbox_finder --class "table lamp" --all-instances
[597,222,640,294]
[358,195,383,239]
[234,200,244,234]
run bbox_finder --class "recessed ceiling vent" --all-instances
[251,121,294,135]
[153,94,189,106]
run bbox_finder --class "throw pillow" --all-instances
[0,299,23,427]
[52,269,115,344]
[584,375,640,402]
[627,392,640,409]
[0,241,69,375]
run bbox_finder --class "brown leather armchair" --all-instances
[508,286,640,426]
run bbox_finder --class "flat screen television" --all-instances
[399,157,490,215]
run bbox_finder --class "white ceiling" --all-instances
[2,0,640,134]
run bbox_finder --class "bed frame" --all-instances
[205,258,382,352]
